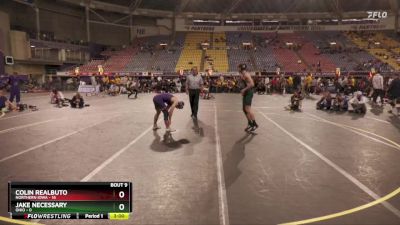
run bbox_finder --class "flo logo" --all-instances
[367,11,388,19]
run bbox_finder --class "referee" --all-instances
[186,67,203,120]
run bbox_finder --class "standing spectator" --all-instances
[265,76,271,94]
[371,71,384,106]
[387,75,400,115]
[101,75,109,92]
[175,78,182,93]
[8,72,22,105]
[293,74,301,92]
[186,67,203,120]
[127,78,139,99]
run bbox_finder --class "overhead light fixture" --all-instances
[30,45,35,48]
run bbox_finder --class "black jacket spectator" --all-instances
[388,76,400,99]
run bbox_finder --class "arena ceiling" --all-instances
[95,0,394,13]
[10,0,398,21]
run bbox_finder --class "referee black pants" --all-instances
[372,89,384,104]
[189,89,200,117]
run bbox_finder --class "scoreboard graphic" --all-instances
[8,182,132,220]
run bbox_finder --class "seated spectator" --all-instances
[50,89,67,107]
[70,93,85,108]
[256,80,266,95]
[332,93,348,111]
[316,91,333,110]
[287,91,303,111]
[0,88,17,112]
[348,91,367,114]
[108,84,120,96]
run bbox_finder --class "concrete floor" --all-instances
[1,92,400,225]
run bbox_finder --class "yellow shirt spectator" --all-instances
[287,76,293,86]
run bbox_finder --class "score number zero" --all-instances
[110,183,129,211]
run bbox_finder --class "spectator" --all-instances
[348,91,367,114]
[371,71,384,106]
[175,78,182,93]
[265,77,271,94]
[0,88,17,112]
[293,74,301,92]
[70,93,85,108]
[101,76,109,92]
[332,93,349,111]
[288,91,303,111]
[387,75,400,115]
[316,91,333,110]
[127,78,139,99]
[8,73,22,105]
[50,89,66,108]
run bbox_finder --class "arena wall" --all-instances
[10,30,30,60]
[6,63,45,75]
[0,10,11,56]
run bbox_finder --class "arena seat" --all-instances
[273,47,307,72]
[225,32,256,71]
[226,32,253,48]
[253,47,279,71]
[124,51,154,72]
[227,49,255,72]
[175,32,210,71]
[346,32,398,71]
[153,49,182,72]
[77,59,105,74]
[103,46,137,72]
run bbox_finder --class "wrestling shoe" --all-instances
[153,125,161,130]
[244,124,252,132]
[250,123,259,132]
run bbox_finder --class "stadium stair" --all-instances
[203,32,229,72]
[294,50,311,70]
[200,50,206,71]
[148,51,161,71]
[175,32,209,71]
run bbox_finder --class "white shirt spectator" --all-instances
[264,77,270,85]
[348,92,367,111]
[388,77,394,86]
[372,73,384,90]
[349,94,367,105]
[50,91,64,104]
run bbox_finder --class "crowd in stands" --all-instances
[68,31,400,75]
